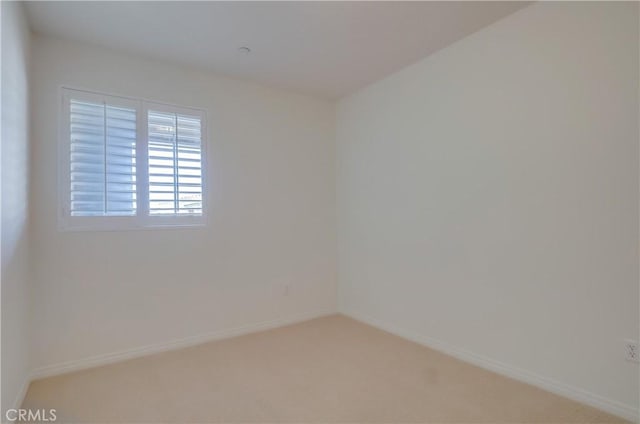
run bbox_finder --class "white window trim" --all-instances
[58,86,208,232]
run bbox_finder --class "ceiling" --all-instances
[25,1,529,99]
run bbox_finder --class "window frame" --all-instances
[59,87,208,231]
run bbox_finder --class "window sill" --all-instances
[58,216,207,232]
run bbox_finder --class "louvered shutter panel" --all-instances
[148,110,203,215]
[69,99,137,216]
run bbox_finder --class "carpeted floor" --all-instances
[23,315,627,423]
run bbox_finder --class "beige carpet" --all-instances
[23,315,626,423]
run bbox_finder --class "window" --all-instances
[68,96,138,217]
[60,88,206,230]
[147,109,203,216]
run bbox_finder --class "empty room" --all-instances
[1,1,638,423]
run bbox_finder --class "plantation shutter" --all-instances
[69,98,137,216]
[148,110,203,215]
[62,88,206,230]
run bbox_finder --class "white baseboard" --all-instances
[342,308,639,423]
[30,308,335,381]
[11,375,31,410]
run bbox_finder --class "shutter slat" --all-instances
[149,182,201,187]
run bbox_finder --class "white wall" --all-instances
[337,1,639,419]
[29,35,336,371]
[1,1,32,414]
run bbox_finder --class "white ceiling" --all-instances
[25,1,529,99]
